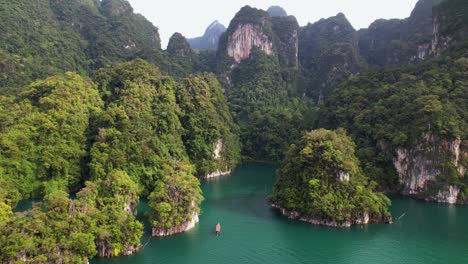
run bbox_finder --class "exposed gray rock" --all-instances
[227,23,274,64]
[271,204,392,227]
[394,133,466,204]
[152,213,199,237]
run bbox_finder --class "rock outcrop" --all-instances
[269,129,392,227]
[394,134,466,204]
[358,0,434,67]
[152,212,199,237]
[203,139,232,179]
[272,204,392,228]
[431,0,468,56]
[227,23,274,64]
[217,6,276,73]
[97,241,142,258]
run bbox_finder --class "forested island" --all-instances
[0,0,466,262]
[269,129,392,227]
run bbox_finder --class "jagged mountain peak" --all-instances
[267,6,287,17]
[207,20,226,32]
[168,32,190,52]
[188,20,226,50]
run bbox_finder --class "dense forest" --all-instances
[0,58,237,261]
[0,0,466,262]
[269,129,391,226]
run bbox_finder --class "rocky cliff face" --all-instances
[271,204,392,228]
[217,6,276,74]
[98,241,141,258]
[394,134,466,204]
[204,139,232,179]
[152,212,199,237]
[188,21,226,51]
[431,0,468,55]
[227,23,274,64]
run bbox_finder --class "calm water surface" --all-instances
[92,163,468,264]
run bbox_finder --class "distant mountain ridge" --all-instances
[188,20,226,50]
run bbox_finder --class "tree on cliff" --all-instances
[175,73,240,177]
[269,129,391,225]
[319,57,468,192]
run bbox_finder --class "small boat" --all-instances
[215,223,221,236]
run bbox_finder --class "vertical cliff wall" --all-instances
[226,23,274,64]
[394,134,466,204]
[431,0,468,55]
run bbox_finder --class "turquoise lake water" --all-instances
[91,163,468,264]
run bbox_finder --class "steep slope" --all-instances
[217,6,275,73]
[176,74,240,178]
[270,129,392,227]
[272,15,300,68]
[164,32,197,78]
[321,57,467,204]
[0,0,162,93]
[217,6,312,161]
[188,21,226,50]
[299,13,362,101]
[431,0,468,55]
[358,0,434,67]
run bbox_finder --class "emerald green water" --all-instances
[92,163,468,264]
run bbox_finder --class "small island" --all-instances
[269,129,392,227]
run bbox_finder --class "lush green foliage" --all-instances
[320,57,468,188]
[0,59,220,261]
[90,60,187,189]
[358,0,434,67]
[0,0,162,94]
[0,73,103,203]
[228,49,314,161]
[0,170,143,263]
[270,129,391,223]
[148,162,202,229]
[176,74,240,176]
[299,13,362,100]
[432,0,468,56]
[90,60,203,231]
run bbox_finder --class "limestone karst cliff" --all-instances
[269,129,392,227]
[217,6,276,72]
[394,134,467,204]
[431,0,468,55]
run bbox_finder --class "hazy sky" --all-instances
[127,0,419,49]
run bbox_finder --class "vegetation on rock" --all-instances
[176,74,240,177]
[269,129,391,225]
